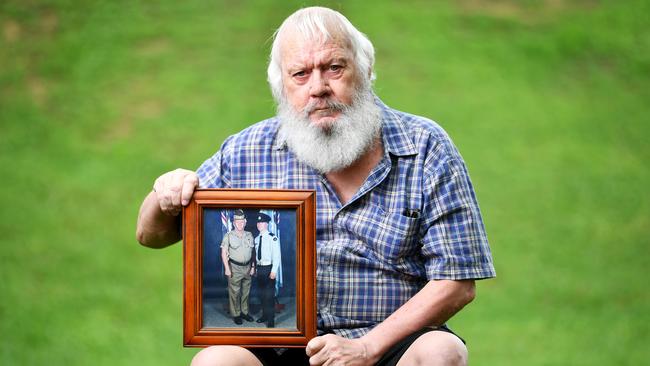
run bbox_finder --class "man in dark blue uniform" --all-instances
[254,213,281,328]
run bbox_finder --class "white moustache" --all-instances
[303,99,348,115]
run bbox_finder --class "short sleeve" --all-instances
[196,135,234,188]
[220,233,229,249]
[420,158,496,280]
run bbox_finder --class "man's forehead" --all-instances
[280,35,351,65]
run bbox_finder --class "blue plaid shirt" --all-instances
[197,98,495,338]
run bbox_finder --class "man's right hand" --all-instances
[136,168,198,248]
[152,168,199,216]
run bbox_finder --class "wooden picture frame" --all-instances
[183,189,317,348]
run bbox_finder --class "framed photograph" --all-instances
[183,189,317,348]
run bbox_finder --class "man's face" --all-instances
[233,219,246,231]
[280,35,358,130]
[257,221,268,232]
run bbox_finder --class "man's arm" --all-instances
[270,238,281,278]
[306,279,475,365]
[136,169,198,248]
[250,236,257,276]
[221,239,232,277]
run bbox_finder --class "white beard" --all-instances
[277,89,382,173]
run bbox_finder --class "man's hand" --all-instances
[270,272,276,280]
[224,268,232,277]
[305,334,378,366]
[152,169,198,216]
[136,168,198,248]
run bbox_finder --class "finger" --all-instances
[154,170,188,216]
[153,177,168,212]
[161,187,179,215]
[156,173,175,213]
[309,347,329,366]
[153,177,163,194]
[168,179,183,209]
[306,336,325,357]
[158,182,174,214]
[181,173,198,206]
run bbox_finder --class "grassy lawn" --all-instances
[1,1,648,365]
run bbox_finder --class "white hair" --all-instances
[267,7,376,102]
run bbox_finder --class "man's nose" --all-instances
[309,70,329,97]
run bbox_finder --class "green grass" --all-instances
[1,1,649,365]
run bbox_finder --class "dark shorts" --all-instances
[250,325,464,366]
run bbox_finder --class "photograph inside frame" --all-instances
[201,207,297,330]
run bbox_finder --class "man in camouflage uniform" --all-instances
[220,209,255,325]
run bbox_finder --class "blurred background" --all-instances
[1,0,648,365]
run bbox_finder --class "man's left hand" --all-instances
[306,334,377,366]
[270,272,277,280]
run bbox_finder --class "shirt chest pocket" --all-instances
[345,203,421,262]
[228,235,245,250]
[245,237,254,249]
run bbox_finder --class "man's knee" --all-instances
[190,346,262,366]
[398,331,468,366]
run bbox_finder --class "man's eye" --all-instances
[329,65,342,71]
[293,71,306,77]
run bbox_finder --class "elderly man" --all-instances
[220,209,255,325]
[136,6,495,366]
